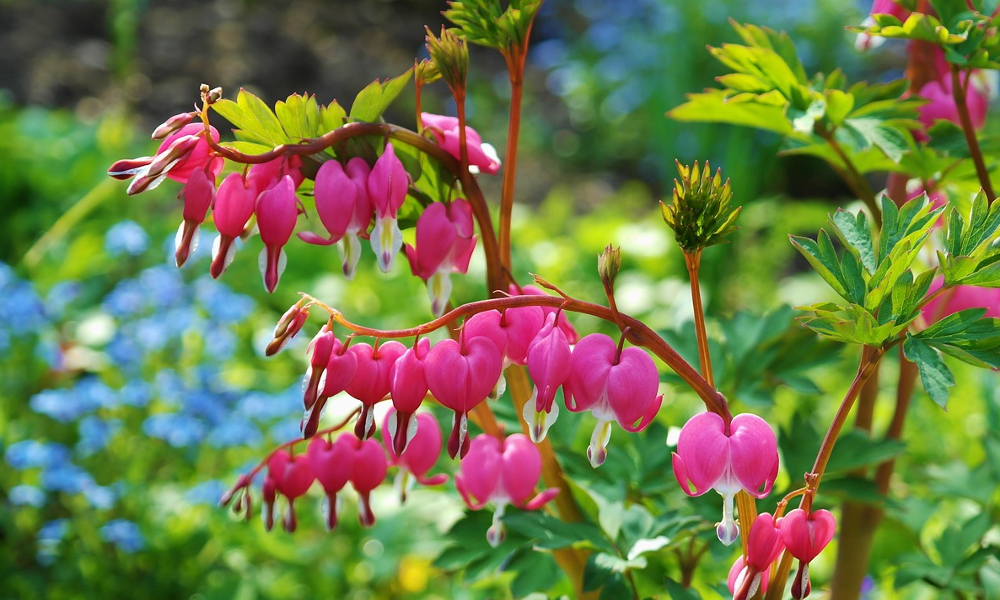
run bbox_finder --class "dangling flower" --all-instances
[255,175,299,292]
[523,312,573,443]
[425,335,502,458]
[565,333,662,467]
[672,412,779,545]
[454,433,558,546]
[779,508,837,599]
[299,159,356,247]
[462,306,545,398]
[730,513,785,600]
[306,435,354,530]
[246,155,304,195]
[510,284,580,343]
[349,437,388,527]
[302,327,336,416]
[368,143,410,272]
[339,158,375,280]
[421,113,502,175]
[301,334,358,438]
[388,338,431,455]
[265,449,315,532]
[345,341,407,440]
[210,173,257,279]
[174,165,216,267]
[382,410,448,502]
[404,200,478,316]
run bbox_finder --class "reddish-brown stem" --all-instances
[306,293,729,419]
[952,65,995,202]
[498,40,531,275]
[455,88,470,173]
[683,250,715,389]
[199,118,504,294]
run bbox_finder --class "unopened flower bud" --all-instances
[152,113,196,139]
[661,160,740,254]
[108,157,153,180]
[598,244,621,290]
[267,303,310,356]
[208,87,223,103]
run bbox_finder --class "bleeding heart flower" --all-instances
[345,341,407,440]
[454,433,559,546]
[307,436,354,530]
[210,173,257,279]
[731,513,785,600]
[255,175,299,292]
[565,333,663,467]
[382,410,448,502]
[421,112,502,175]
[301,335,358,438]
[300,159,356,247]
[266,449,315,532]
[779,508,837,599]
[425,336,502,458]
[510,284,580,343]
[368,143,410,273]
[349,437,388,527]
[246,155,304,196]
[672,412,779,545]
[524,312,572,443]
[388,338,431,456]
[404,200,478,316]
[174,166,216,267]
[338,158,375,280]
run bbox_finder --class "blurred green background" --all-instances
[2,1,998,599]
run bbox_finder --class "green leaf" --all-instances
[348,67,414,123]
[842,117,912,163]
[831,209,876,273]
[790,230,852,300]
[903,334,956,409]
[668,90,793,135]
[321,101,347,132]
[583,553,646,592]
[235,88,289,146]
[789,98,825,134]
[824,88,855,126]
[826,430,907,473]
[274,93,322,141]
[503,511,612,552]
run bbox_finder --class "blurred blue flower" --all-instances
[185,480,228,505]
[5,440,71,470]
[120,380,152,407]
[0,280,48,334]
[34,339,63,369]
[209,418,263,448]
[183,389,228,425]
[100,519,144,553]
[103,279,147,318]
[143,413,206,448]
[9,484,46,507]
[105,220,149,257]
[30,388,99,422]
[238,389,299,422]
[81,483,117,510]
[38,519,69,541]
[40,462,94,493]
[139,266,186,310]
[75,377,120,409]
[203,325,236,361]
[76,415,122,456]
[133,318,176,351]
[45,280,82,320]
[269,419,302,443]
[0,262,14,289]
[154,369,186,406]
[105,332,143,370]
[194,277,255,323]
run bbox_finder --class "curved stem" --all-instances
[498,45,527,274]
[951,65,995,202]
[307,292,729,419]
[816,124,881,227]
[201,119,504,295]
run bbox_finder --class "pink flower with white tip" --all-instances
[730,513,785,600]
[405,199,478,316]
[523,312,573,443]
[349,437,388,527]
[255,175,300,292]
[382,410,448,502]
[421,112,501,175]
[210,172,257,279]
[425,335,503,459]
[299,159,357,248]
[455,433,559,546]
[672,412,779,545]
[307,435,354,530]
[368,143,410,273]
[388,338,431,456]
[339,158,376,280]
[246,155,304,195]
[301,334,357,438]
[345,340,407,440]
[174,166,215,267]
[462,306,546,397]
[263,449,315,532]
[779,508,837,599]
[565,333,663,467]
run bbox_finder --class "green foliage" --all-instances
[660,161,741,253]
[443,0,543,52]
[670,21,923,175]
[939,191,1000,286]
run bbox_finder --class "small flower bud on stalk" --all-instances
[425,26,469,99]
[661,161,741,254]
[152,112,196,139]
[267,301,310,356]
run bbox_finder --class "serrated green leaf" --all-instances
[903,334,956,408]
[843,117,911,163]
[789,98,825,134]
[790,231,850,298]
[669,90,794,135]
[824,89,855,126]
[274,93,321,141]
[321,101,347,132]
[235,88,289,147]
[349,67,414,123]
[831,209,877,273]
